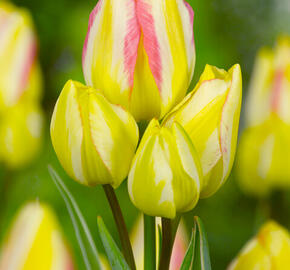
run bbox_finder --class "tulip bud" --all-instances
[0,2,42,113]
[164,64,242,198]
[82,0,195,121]
[128,119,202,219]
[237,115,290,196]
[0,202,74,270]
[228,221,290,270]
[50,80,139,188]
[245,36,290,127]
[0,102,43,168]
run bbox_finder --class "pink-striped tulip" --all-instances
[0,202,74,270]
[82,0,195,121]
[0,2,42,113]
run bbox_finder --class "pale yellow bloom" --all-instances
[0,101,43,168]
[128,119,202,219]
[245,36,290,127]
[0,202,74,270]
[237,36,290,196]
[82,0,195,121]
[0,2,42,113]
[164,64,242,198]
[228,221,290,270]
[50,80,139,188]
[237,115,290,196]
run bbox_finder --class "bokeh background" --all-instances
[0,0,290,269]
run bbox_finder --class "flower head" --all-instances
[82,0,195,121]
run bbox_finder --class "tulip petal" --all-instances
[136,0,195,117]
[82,0,140,109]
[220,64,242,183]
[0,5,37,108]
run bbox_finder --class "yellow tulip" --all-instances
[0,202,74,270]
[164,64,242,198]
[237,115,290,196]
[228,221,290,270]
[50,80,139,188]
[245,36,290,127]
[237,36,290,196]
[0,2,42,113]
[0,102,43,168]
[82,0,195,121]
[128,119,202,219]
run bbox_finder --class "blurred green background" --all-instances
[0,0,290,269]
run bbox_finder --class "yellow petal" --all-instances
[128,119,202,218]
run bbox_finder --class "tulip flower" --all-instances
[237,36,290,196]
[82,0,195,121]
[0,202,74,270]
[50,80,139,188]
[128,119,202,219]
[245,36,290,127]
[130,215,188,270]
[228,221,290,270]
[0,2,42,113]
[0,102,43,168]
[163,64,242,198]
[237,115,290,196]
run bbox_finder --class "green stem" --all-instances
[103,185,136,270]
[144,214,156,270]
[158,216,181,270]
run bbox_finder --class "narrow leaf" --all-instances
[192,216,212,270]
[97,217,130,270]
[48,165,102,269]
[180,227,196,270]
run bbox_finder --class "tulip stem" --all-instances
[144,214,156,270]
[159,216,181,270]
[103,184,136,270]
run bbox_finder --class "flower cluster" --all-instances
[237,36,290,196]
[51,0,242,219]
[0,2,43,168]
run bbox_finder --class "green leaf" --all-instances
[48,165,102,270]
[192,216,212,270]
[97,216,131,270]
[180,227,196,270]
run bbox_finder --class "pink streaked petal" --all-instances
[184,1,194,35]
[271,69,284,112]
[82,0,103,67]
[19,39,37,96]
[136,0,162,92]
[124,0,140,88]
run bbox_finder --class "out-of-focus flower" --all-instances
[164,64,242,198]
[237,36,290,196]
[0,102,43,168]
[50,80,139,188]
[228,221,290,270]
[0,2,42,113]
[128,119,202,219]
[82,0,195,121]
[130,215,188,270]
[237,115,290,196]
[245,36,290,127]
[0,202,74,270]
